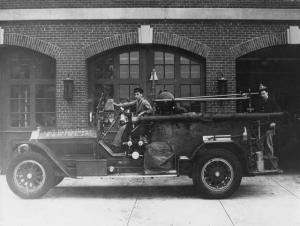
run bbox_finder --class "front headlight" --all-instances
[17,144,29,153]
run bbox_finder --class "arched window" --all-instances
[0,47,56,129]
[88,45,205,112]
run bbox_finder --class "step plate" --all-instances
[249,169,283,176]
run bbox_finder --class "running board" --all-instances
[103,173,178,178]
[249,169,283,176]
[98,140,126,157]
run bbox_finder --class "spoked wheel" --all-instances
[6,152,55,199]
[193,149,242,199]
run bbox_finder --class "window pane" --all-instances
[10,85,30,128]
[156,85,164,96]
[10,85,30,98]
[35,58,56,79]
[155,65,164,80]
[130,51,139,64]
[36,100,45,112]
[191,85,201,96]
[130,85,137,100]
[10,100,30,113]
[181,85,190,97]
[36,113,55,127]
[120,65,129,79]
[10,62,30,79]
[165,65,174,79]
[95,84,114,100]
[36,85,55,98]
[120,53,129,64]
[130,65,139,79]
[191,65,201,79]
[36,99,55,112]
[95,55,114,79]
[120,85,130,102]
[10,113,30,127]
[165,85,175,95]
[156,85,175,96]
[154,52,164,64]
[191,60,198,65]
[35,84,56,127]
[180,57,189,64]
[165,53,174,64]
[180,65,190,78]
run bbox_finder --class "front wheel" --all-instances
[192,149,242,199]
[6,152,55,199]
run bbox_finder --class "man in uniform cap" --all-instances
[256,83,281,157]
[257,83,280,113]
[112,87,153,148]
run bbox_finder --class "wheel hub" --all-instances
[13,160,46,193]
[201,158,234,192]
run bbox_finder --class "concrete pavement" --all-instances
[0,174,300,226]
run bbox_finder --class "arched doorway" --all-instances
[0,46,56,173]
[237,44,300,114]
[87,45,206,114]
[236,44,300,171]
[0,46,56,129]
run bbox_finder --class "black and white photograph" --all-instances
[0,1,300,226]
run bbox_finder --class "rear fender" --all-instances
[14,141,74,178]
[191,142,248,174]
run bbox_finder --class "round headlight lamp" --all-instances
[131,151,140,160]
[17,144,29,153]
[127,140,133,147]
[138,140,144,146]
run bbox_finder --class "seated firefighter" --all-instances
[112,87,153,149]
[256,83,281,157]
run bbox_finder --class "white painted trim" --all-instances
[0,8,300,21]
[0,27,4,44]
[138,25,153,44]
[287,26,300,44]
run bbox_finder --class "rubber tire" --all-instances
[6,151,55,199]
[192,149,242,199]
[53,176,64,187]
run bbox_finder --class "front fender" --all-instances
[15,141,74,178]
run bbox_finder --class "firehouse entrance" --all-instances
[87,45,206,114]
[236,44,300,170]
[237,44,300,115]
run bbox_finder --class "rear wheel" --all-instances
[192,149,242,199]
[6,152,55,199]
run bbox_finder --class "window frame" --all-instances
[1,47,56,130]
[88,45,206,113]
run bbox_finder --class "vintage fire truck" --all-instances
[5,92,285,199]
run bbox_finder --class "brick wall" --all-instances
[1,0,300,9]
[1,20,300,127]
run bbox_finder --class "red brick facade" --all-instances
[1,21,298,127]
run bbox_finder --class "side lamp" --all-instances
[217,73,227,95]
[63,75,74,101]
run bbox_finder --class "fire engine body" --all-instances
[5,94,284,199]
